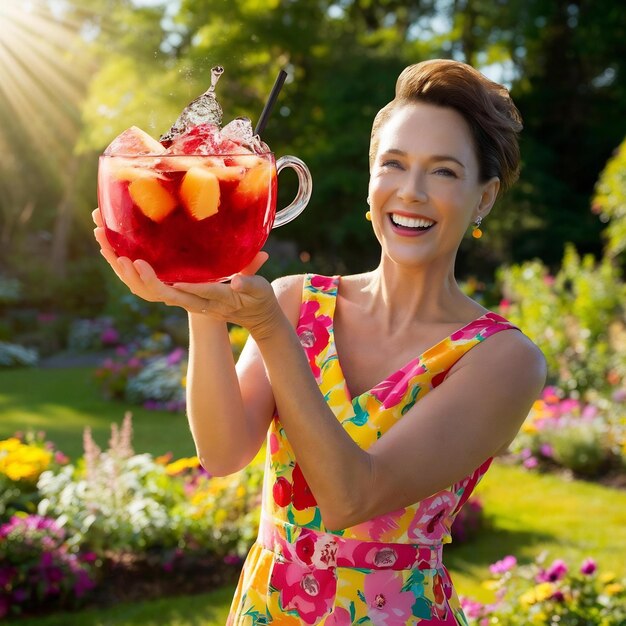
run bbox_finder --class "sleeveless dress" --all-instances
[227,274,519,626]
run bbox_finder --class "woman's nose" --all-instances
[398,171,428,203]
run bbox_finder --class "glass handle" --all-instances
[273,156,312,228]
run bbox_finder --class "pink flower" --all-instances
[370,362,426,408]
[54,451,70,465]
[100,327,120,346]
[612,388,626,403]
[537,559,568,583]
[269,561,336,624]
[580,558,597,576]
[363,570,415,625]
[325,607,352,626]
[489,555,517,575]
[523,457,539,469]
[310,275,337,292]
[351,509,404,542]
[460,597,485,619]
[449,312,510,342]
[408,492,456,543]
[540,444,554,458]
[296,301,332,381]
[166,347,185,366]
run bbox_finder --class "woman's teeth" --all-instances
[390,214,435,229]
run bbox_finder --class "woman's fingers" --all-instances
[92,208,103,227]
[240,251,269,276]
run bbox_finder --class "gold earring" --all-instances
[365,210,372,221]
[472,216,483,239]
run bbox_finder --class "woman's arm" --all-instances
[92,208,288,474]
[178,273,546,531]
[185,276,303,475]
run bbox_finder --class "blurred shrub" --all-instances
[498,244,626,394]
[511,386,625,478]
[0,342,38,368]
[593,136,626,259]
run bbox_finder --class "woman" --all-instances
[94,59,546,625]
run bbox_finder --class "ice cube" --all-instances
[220,117,269,154]
[165,123,222,155]
[160,66,225,145]
[104,126,165,155]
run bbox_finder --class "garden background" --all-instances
[1,0,626,624]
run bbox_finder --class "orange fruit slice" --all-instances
[234,163,272,203]
[180,167,221,220]
[128,176,177,222]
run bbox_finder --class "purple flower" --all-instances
[166,347,185,366]
[540,443,554,458]
[74,571,96,598]
[101,327,120,346]
[537,559,568,582]
[0,596,9,619]
[580,558,597,576]
[489,555,517,575]
[223,554,243,566]
[551,589,566,602]
[0,567,15,587]
[612,388,626,403]
[523,457,539,469]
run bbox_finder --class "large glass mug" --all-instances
[97,152,312,283]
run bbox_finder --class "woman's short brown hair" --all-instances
[369,59,523,194]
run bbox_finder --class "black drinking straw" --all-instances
[254,69,288,136]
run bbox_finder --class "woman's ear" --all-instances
[476,176,500,220]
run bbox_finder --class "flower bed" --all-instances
[509,386,626,480]
[0,413,488,618]
[93,326,248,412]
[0,417,260,618]
[461,554,626,625]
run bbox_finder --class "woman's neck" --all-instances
[359,255,481,334]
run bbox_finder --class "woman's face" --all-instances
[368,102,499,271]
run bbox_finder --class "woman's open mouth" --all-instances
[389,213,436,234]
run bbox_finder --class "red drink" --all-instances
[98,153,278,283]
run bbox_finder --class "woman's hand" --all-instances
[92,208,272,324]
[173,272,281,340]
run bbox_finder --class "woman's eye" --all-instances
[381,160,403,169]
[434,168,456,177]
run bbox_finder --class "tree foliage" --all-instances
[2,0,626,285]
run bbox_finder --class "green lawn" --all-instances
[0,367,196,459]
[2,365,626,624]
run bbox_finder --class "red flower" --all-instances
[292,463,318,510]
[273,477,293,508]
[296,301,332,380]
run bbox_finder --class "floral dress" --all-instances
[227,274,519,626]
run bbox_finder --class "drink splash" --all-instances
[160,65,225,145]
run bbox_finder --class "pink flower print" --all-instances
[408,492,456,543]
[325,607,352,626]
[310,275,337,292]
[450,312,510,342]
[363,570,415,625]
[270,561,336,624]
[297,300,332,380]
[370,362,426,409]
[351,509,405,542]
